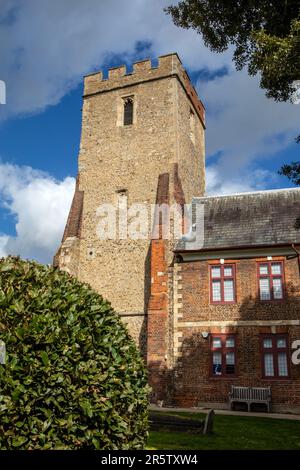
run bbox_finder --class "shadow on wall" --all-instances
[149,286,300,408]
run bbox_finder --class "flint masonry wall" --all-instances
[55,53,206,351]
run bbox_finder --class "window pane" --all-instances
[278,352,288,377]
[271,263,282,275]
[273,278,283,299]
[224,266,233,277]
[212,280,221,301]
[211,267,221,278]
[226,352,235,374]
[277,338,286,348]
[263,338,273,348]
[259,264,269,275]
[264,353,274,376]
[226,337,235,348]
[224,279,234,301]
[212,337,222,348]
[260,278,271,300]
[213,352,222,375]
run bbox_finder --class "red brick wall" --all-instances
[180,257,300,322]
[173,325,300,410]
[53,175,84,267]
[147,165,190,403]
[147,239,169,401]
[147,173,170,401]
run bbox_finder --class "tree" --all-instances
[166,0,300,101]
[166,1,300,182]
[250,17,300,101]
[0,257,149,450]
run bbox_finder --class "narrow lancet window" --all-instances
[123,97,134,126]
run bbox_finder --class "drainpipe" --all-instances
[291,244,300,275]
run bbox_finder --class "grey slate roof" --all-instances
[176,188,300,252]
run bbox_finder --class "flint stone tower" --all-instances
[54,53,206,352]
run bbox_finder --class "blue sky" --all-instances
[0,0,299,263]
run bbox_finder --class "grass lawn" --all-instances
[147,411,300,450]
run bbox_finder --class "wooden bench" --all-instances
[229,386,271,412]
[149,409,215,435]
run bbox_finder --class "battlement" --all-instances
[83,53,205,127]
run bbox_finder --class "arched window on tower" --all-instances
[123,97,134,126]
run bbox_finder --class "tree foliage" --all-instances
[167,1,300,183]
[0,257,149,450]
[166,0,300,100]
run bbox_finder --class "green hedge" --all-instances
[0,257,149,450]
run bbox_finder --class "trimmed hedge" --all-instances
[0,257,149,450]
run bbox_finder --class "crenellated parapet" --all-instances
[83,53,205,127]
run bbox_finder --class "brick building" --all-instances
[55,53,300,413]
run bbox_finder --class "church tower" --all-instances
[54,53,206,354]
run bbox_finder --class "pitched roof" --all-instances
[176,187,300,252]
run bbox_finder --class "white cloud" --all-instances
[0,0,231,120]
[1,1,297,183]
[0,163,75,263]
[206,166,279,196]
